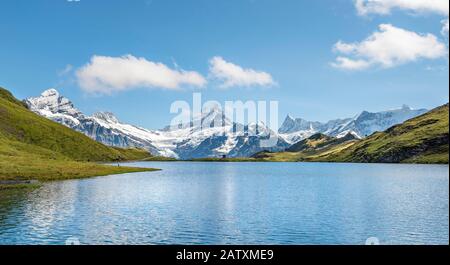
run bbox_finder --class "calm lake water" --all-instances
[0,162,448,245]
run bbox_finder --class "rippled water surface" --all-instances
[0,162,448,245]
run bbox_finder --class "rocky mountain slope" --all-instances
[324,104,449,164]
[0,87,154,182]
[253,104,449,164]
[252,133,358,162]
[25,89,432,160]
[279,105,428,143]
[285,132,358,152]
[25,89,289,159]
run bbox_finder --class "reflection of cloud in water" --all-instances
[23,180,80,244]
[0,162,448,244]
[216,164,242,243]
[66,174,177,244]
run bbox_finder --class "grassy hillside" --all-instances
[255,104,449,164]
[286,133,357,152]
[324,104,449,164]
[252,133,358,162]
[0,87,156,184]
[0,87,151,162]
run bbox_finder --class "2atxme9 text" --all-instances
[176,249,274,263]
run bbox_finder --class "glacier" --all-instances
[25,89,289,159]
[25,89,427,159]
[278,104,428,144]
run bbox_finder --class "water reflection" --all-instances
[0,162,448,245]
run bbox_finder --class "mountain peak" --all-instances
[41,88,59,97]
[285,114,295,121]
[25,89,84,124]
[93,112,119,123]
[279,114,314,134]
[401,104,411,110]
[340,131,358,141]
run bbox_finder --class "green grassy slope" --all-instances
[286,133,357,152]
[256,104,449,164]
[324,104,449,164]
[0,87,150,162]
[0,87,156,182]
[251,133,358,162]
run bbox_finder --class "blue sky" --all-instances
[0,0,448,129]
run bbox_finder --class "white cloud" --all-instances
[76,55,206,94]
[333,41,357,54]
[330,57,371,70]
[58,64,73,76]
[331,24,448,70]
[442,18,449,36]
[209,56,276,88]
[355,0,449,16]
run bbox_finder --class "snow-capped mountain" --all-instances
[25,89,288,159]
[279,105,428,143]
[25,89,85,128]
[25,89,428,158]
[278,115,342,143]
[25,89,175,157]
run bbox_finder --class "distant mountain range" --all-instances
[328,103,449,164]
[25,89,429,159]
[278,105,428,143]
[255,104,449,164]
[25,89,289,159]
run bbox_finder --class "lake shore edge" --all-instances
[0,162,160,190]
[147,157,449,165]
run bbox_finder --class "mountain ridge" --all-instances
[252,104,449,164]
[25,89,289,159]
[0,86,155,183]
[25,88,433,160]
[323,103,449,164]
[279,105,428,143]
